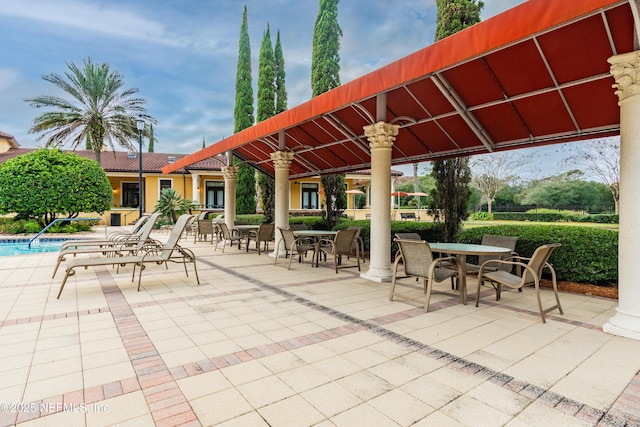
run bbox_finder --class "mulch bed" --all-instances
[540,280,618,299]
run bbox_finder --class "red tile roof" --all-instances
[0,148,394,177]
[0,148,226,174]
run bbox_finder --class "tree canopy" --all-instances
[431,0,482,241]
[311,0,342,97]
[233,6,257,214]
[25,58,154,163]
[312,0,345,228]
[0,149,112,227]
[565,137,620,213]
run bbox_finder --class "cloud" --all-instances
[0,1,181,47]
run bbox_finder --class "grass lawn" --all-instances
[462,219,619,231]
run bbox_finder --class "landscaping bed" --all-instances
[541,280,618,299]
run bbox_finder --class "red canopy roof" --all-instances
[163,0,635,178]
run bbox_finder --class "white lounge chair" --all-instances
[57,214,198,299]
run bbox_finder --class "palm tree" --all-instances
[154,189,195,224]
[25,58,154,163]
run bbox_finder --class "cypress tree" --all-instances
[311,0,342,97]
[257,24,276,122]
[257,24,278,222]
[430,0,482,241]
[147,124,155,153]
[312,0,345,228]
[274,31,287,114]
[234,6,257,214]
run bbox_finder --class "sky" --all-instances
[0,0,610,180]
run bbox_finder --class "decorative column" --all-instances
[361,121,399,282]
[222,166,238,231]
[191,173,200,206]
[604,51,640,340]
[271,151,294,257]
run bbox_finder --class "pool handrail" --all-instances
[28,217,105,248]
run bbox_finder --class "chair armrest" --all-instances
[478,258,528,276]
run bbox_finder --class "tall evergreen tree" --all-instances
[234,6,257,214]
[257,25,276,122]
[147,124,156,153]
[257,24,278,222]
[312,0,345,228]
[430,0,482,241]
[311,0,342,97]
[274,31,287,114]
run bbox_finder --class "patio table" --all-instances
[293,230,338,267]
[234,224,259,250]
[429,243,512,305]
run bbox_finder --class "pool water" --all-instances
[0,238,74,257]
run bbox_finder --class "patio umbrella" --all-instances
[390,191,409,210]
[345,189,364,218]
[407,192,429,219]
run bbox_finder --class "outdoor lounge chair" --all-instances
[248,223,275,255]
[57,214,198,299]
[389,238,459,312]
[273,228,315,269]
[60,214,150,251]
[52,213,160,278]
[475,243,563,323]
[318,229,360,273]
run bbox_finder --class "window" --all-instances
[122,182,139,208]
[301,183,319,209]
[205,181,224,208]
[159,179,172,195]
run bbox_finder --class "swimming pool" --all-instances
[0,238,78,257]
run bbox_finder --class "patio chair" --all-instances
[52,213,161,278]
[57,214,198,299]
[194,218,216,244]
[248,223,275,255]
[60,214,150,251]
[347,226,366,264]
[288,224,308,231]
[475,243,563,323]
[465,235,519,275]
[393,232,422,263]
[215,223,244,252]
[318,229,360,273]
[274,227,316,269]
[389,238,458,312]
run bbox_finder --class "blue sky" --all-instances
[0,0,600,179]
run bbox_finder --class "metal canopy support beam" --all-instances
[432,73,494,152]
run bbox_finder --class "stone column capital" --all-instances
[270,151,294,169]
[222,165,238,180]
[610,51,640,103]
[364,121,399,150]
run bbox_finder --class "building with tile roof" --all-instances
[0,132,396,224]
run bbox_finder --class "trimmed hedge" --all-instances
[457,225,618,285]
[492,212,618,224]
[334,219,447,260]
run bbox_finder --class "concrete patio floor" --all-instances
[0,229,638,427]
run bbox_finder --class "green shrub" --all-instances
[574,214,619,224]
[493,211,619,224]
[457,225,618,285]
[334,219,447,259]
[470,212,493,221]
[0,220,27,234]
[24,221,41,233]
[236,214,267,225]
